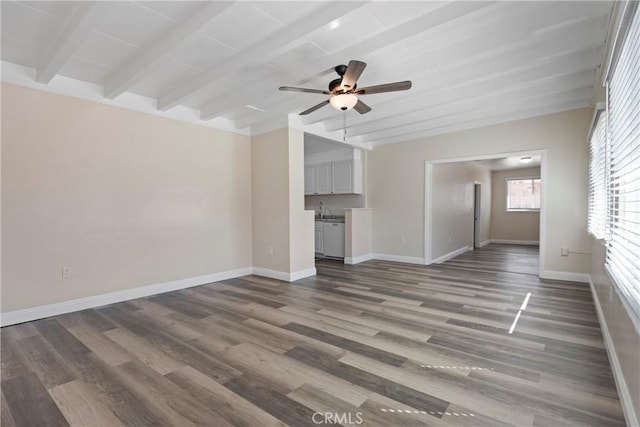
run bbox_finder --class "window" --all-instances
[507,178,541,211]
[595,2,640,321]
[588,110,607,239]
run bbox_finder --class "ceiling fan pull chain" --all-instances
[343,111,347,142]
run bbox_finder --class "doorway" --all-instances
[473,182,481,249]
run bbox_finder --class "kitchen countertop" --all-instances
[315,215,345,223]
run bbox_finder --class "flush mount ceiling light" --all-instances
[330,93,358,111]
[520,156,533,163]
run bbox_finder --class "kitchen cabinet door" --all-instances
[331,160,353,194]
[314,222,324,253]
[304,165,316,195]
[316,163,332,194]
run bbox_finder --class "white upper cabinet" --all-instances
[305,163,332,195]
[304,159,362,195]
[316,163,332,194]
[331,160,353,194]
[304,165,316,195]
[303,134,363,195]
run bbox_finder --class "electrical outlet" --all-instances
[62,266,71,278]
[268,246,274,256]
[561,247,569,256]
[400,236,406,244]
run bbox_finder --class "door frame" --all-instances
[424,149,547,278]
[473,181,482,250]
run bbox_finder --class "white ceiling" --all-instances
[1,1,613,146]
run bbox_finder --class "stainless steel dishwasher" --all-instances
[322,222,345,258]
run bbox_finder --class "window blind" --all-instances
[606,4,640,319]
[588,111,607,239]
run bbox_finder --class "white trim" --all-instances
[490,239,540,246]
[479,240,492,248]
[424,163,434,264]
[344,254,374,265]
[1,61,250,136]
[539,270,590,283]
[252,267,316,282]
[0,267,252,327]
[430,246,470,264]
[372,254,425,265]
[589,276,639,427]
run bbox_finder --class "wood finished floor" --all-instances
[1,244,625,426]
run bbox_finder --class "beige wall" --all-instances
[287,128,315,273]
[251,129,291,272]
[1,83,252,312]
[590,240,640,423]
[490,167,541,242]
[430,161,491,260]
[369,108,591,274]
[251,128,314,275]
[345,208,373,260]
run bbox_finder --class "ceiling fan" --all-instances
[279,60,412,115]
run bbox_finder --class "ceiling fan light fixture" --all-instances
[330,93,358,111]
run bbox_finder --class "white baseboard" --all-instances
[430,246,469,264]
[490,239,540,245]
[478,240,492,248]
[589,276,639,427]
[344,254,374,265]
[539,270,590,283]
[372,253,425,265]
[252,267,316,282]
[0,267,253,327]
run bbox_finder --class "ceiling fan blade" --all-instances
[296,66,336,85]
[300,100,330,115]
[353,99,372,114]
[356,80,412,95]
[279,86,330,94]
[340,60,367,90]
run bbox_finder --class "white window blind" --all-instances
[606,4,640,319]
[588,111,607,239]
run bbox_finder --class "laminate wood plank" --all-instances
[280,304,381,336]
[67,323,133,367]
[47,380,124,427]
[77,309,119,332]
[317,307,432,341]
[0,323,39,341]
[216,342,371,406]
[14,335,75,388]
[199,316,297,354]
[94,306,158,337]
[1,389,17,427]
[0,333,31,381]
[115,359,228,426]
[166,366,286,427]
[103,328,184,375]
[218,290,286,308]
[224,374,318,426]
[285,344,450,416]
[283,322,408,367]
[1,373,69,427]
[143,329,242,383]
[339,351,535,426]
[52,349,165,426]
